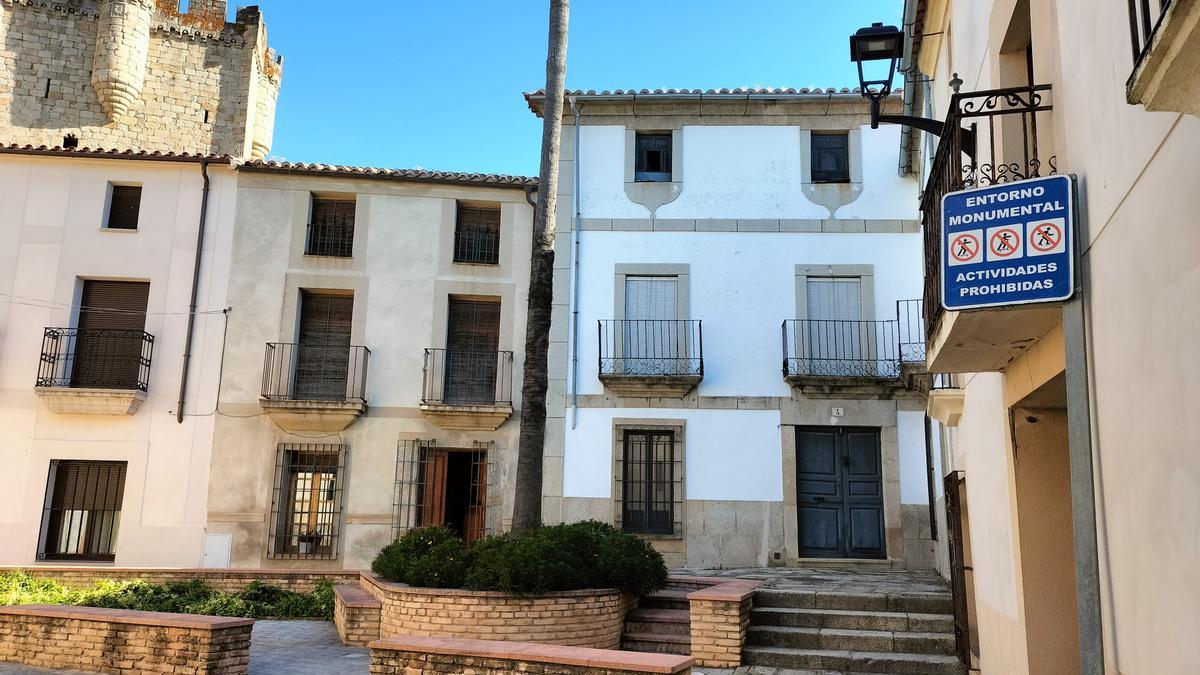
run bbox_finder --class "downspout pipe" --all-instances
[176,158,212,423]
[569,96,581,429]
[898,0,921,176]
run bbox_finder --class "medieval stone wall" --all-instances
[0,0,281,158]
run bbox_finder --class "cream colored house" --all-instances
[907,0,1200,673]
[202,162,536,570]
[0,146,238,566]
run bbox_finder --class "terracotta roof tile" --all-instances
[524,86,901,114]
[0,143,231,162]
[239,159,538,188]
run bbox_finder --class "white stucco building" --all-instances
[526,89,942,570]
[0,146,237,566]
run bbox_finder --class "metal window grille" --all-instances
[393,439,494,546]
[598,319,703,377]
[106,185,141,230]
[896,299,926,364]
[37,460,127,562]
[36,327,154,391]
[305,198,355,257]
[634,133,672,182]
[811,133,850,183]
[453,205,501,265]
[617,430,679,535]
[268,444,346,560]
[1128,0,1172,68]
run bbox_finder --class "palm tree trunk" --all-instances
[511,0,570,533]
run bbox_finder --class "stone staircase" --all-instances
[621,577,714,655]
[742,587,965,674]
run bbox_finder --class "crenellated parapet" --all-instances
[0,0,283,158]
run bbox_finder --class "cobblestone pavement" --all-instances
[673,566,952,595]
[248,620,369,674]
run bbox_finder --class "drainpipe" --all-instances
[176,158,212,423]
[569,96,581,429]
[898,0,921,175]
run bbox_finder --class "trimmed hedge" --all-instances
[0,571,334,620]
[372,521,667,596]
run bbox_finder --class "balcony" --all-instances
[259,343,370,433]
[922,83,1062,373]
[598,319,703,398]
[1126,0,1200,115]
[34,327,153,415]
[782,301,927,397]
[419,349,514,430]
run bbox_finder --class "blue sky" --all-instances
[247,1,903,176]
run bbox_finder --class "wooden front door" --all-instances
[419,448,488,546]
[796,427,885,558]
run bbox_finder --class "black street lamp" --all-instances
[850,22,948,137]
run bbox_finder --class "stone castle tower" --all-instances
[0,0,282,159]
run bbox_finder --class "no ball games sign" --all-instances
[942,174,1075,310]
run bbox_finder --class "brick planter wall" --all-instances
[687,579,761,668]
[0,604,253,675]
[361,573,634,649]
[369,635,693,674]
[334,584,383,647]
[1,566,359,593]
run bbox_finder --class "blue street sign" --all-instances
[941,174,1074,311]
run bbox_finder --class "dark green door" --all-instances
[796,427,885,559]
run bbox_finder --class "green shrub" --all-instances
[0,571,333,620]
[393,521,668,596]
[372,526,469,588]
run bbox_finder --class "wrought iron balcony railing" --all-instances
[782,301,925,380]
[921,83,1055,335]
[598,319,703,378]
[453,226,501,265]
[1129,0,1172,69]
[305,220,354,257]
[36,327,154,392]
[421,349,514,406]
[261,343,370,402]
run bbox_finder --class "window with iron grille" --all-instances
[616,428,682,536]
[105,185,142,230]
[811,133,851,183]
[453,204,501,265]
[635,133,672,182]
[37,460,127,562]
[306,197,355,257]
[269,444,346,559]
[393,439,494,546]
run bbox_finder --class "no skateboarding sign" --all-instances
[941,175,1075,310]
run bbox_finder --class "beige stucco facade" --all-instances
[204,166,535,570]
[916,0,1200,673]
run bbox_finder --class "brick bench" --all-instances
[369,635,694,674]
[334,583,382,647]
[0,604,253,675]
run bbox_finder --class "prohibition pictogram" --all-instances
[989,227,1021,258]
[951,233,980,262]
[1030,221,1062,252]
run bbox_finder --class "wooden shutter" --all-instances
[419,450,449,527]
[444,299,501,404]
[806,279,862,321]
[106,186,142,230]
[73,281,149,389]
[294,293,353,400]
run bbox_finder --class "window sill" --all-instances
[100,227,138,233]
[34,559,116,566]
[451,260,501,267]
[302,252,353,259]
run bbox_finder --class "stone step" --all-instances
[743,646,965,675]
[751,607,954,633]
[754,589,952,615]
[624,608,691,636]
[747,626,956,656]
[639,588,691,611]
[620,631,691,655]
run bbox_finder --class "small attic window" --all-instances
[635,133,672,182]
[63,134,79,149]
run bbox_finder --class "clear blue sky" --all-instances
[247,1,904,176]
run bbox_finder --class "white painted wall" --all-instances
[898,410,930,504]
[0,154,235,566]
[571,231,924,398]
[576,123,918,220]
[563,407,783,502]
